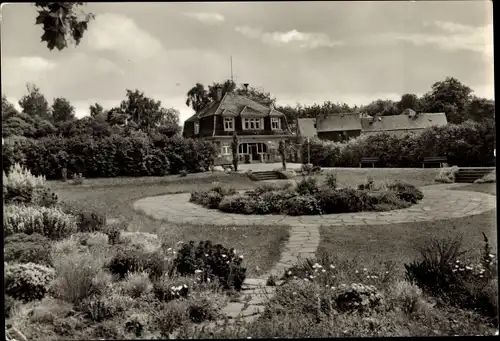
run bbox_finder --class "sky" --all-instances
[1,1,494,124]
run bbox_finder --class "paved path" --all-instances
[135,182,495,331]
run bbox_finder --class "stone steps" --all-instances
[455,167,495,183]
[249,171,284,181]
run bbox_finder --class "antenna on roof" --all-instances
[230,56,234,83]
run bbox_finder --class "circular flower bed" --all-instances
[189,177,424,216]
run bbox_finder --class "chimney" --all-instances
[243,83,249,92]
[216,87,223,101]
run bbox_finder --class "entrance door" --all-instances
[250,145,259,162]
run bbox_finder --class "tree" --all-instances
[18,84,51,120]
[397,94,421,112]
[89,103,104,117]
[34,2,94,51]
[466,97,495,123]
[57,116,113,138]
[361,99,399,117]
[186,83,210,113]
[231,133,239,172]
[420,77,473,124]
[128,90,176,128]
[51,97,76,123]
[208,79,236,102]
[2,96,20,121]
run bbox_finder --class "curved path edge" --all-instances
[134,182,496,332]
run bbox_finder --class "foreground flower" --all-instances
[330,264,335,269]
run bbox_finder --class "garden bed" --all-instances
[189,175,424,216]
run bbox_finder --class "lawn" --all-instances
[294,168,441,188]
[52,172,289,277]
[317,183,497,272]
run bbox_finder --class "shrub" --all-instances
[58,201,107,233]
[107,246,166,280]
[388,280,424,315]
[474,171,496,184]
[61,167,68,181]
[4,233,53,266]
[154,300,189,337]
[358,176,375,190]
[123,271,153,298]
[32,187,58,207]
[252,182,293,196]
[120,231,161,253]
[189,189,224,209]
[172,240,247,291]
[435,166,460,183]
[104,224,121,245]
[179,169,188,177]
[295,177,319,195]
[5,262,56,302]
[324,171,338,189]
[210,182,237,196]
[386,180,424,204]
[187,291,224,323]
[314,188,376,213]
[71,172,84,185]
[218,194,258,214]
[3,162,46,204]
[257,189,297,214]
[79,290,135,322]
[124,313,150,337]
[335,283,385,313]
[283,195,322,216]
[3,204,78,240]
[50,251,110,305]
[152,277,190,302]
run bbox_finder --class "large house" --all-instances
[183,87,292,163]
[297,109,448,142]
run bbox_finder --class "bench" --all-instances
[359,157,379,168]
[422,156,448,168]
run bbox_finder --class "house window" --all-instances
[194,122,200,135]
[271,117,280,130]
[221,142,230,155]
[243,118,263,130]
[224,117,234,131]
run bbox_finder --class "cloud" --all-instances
[85,13,165,60]
[380,21,493,57]
[183,12,225,25]
[235,26,344,49]
[1,56,57,88]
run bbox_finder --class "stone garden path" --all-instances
[133,182,496,333]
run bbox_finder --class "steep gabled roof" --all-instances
[361,113,447,132]
[316,113,362,132]
[185,92,285,122]
[297,118,317,138]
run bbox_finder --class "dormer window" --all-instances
[194,122,200,135]
[224,117,234,131]
[271,117,281,130]
[243,117,263,130]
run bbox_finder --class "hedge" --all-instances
[2,133,218,179]
[300,120,495,167]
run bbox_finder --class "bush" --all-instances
[4,233,53,266]
[189,189,223,209]
[3,162,46,204]
[252,182,293,196]
[324,171,338,189]
[179,169,188,177]
[295,177,319,195]
[474,171,496,184]
[388,280,423,315]
[283,195,322,216]
[257,189,297,214]
[314,188,377,214]
[386,180,424,204]
[58,201,107,233]
[5,262,56,302]
[335,283,385,313]
[4,204,78,240]
[107,246,166,280]
[218,194,259,214]
[404,234,498,318]
[173,240,247,291]
[79,290,135,322]
[122,271,153,298]
[50,251,110,305]
[104,224,121,245]
[435,166,460,183]
[32,187,58,207]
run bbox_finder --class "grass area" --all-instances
[294,168,441,188]
[317,183,497,272]
[53,173,288,277]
